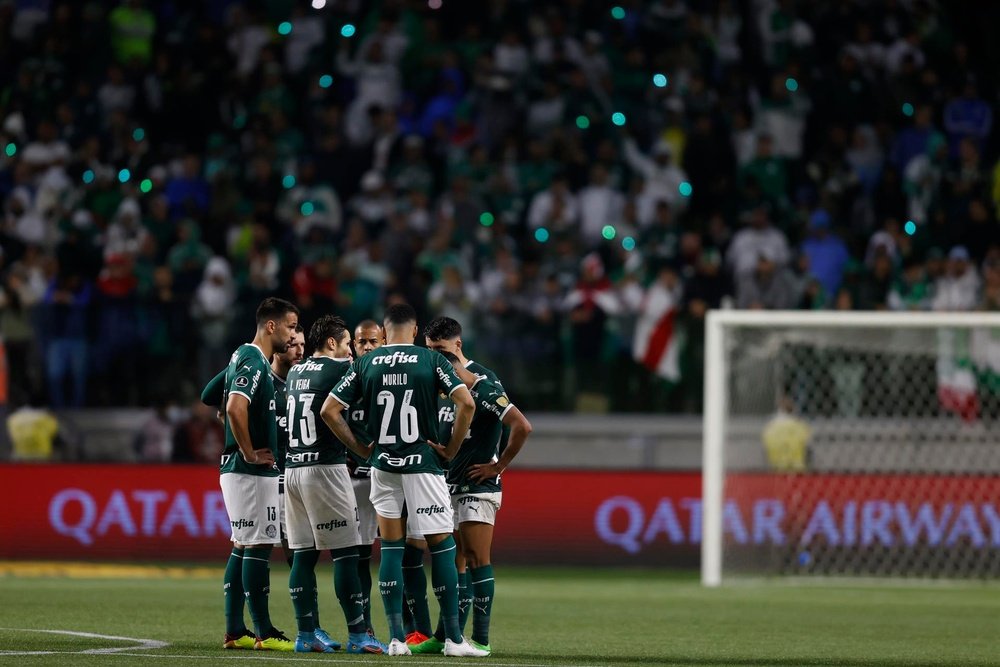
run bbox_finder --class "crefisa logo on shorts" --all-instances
[231,518,255,529]
[316,519,348,531]
[416,504,448,515]
[265,524,277,538]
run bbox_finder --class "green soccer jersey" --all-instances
[221,343,279,477]
[284,356,352,468]
[445,378,513,495]
[201,369,226,407]
[330,344,466,475]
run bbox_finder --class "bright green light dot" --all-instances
[785,77,798,92]
[4,143,16,157]
[653,74,668,88]
[611,112,626,126]
[904,220,916,236]
[318,74,333,88]
[535,228,550,243]
[139,179,153,193]
[341,23,356,37]
[902,102,914,117]
[278,22,292,35]
[602,225,616,240]
[679,181,693,197]
[282,174,296,189]
[300,201,315,216]
[622,236,636,251]
[132,128,145,142]
[479,212,494,226]
[611,6,625,19]
[82,169,95,184]
[576,115,590,129]
[118,168,131,183]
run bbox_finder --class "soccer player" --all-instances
[219,297,299,651]
[409,316,506,642]
[284,315,387,654]
[320,303,487,657]
[347,319,385,633]
[433,350,532,655]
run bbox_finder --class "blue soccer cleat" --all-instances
[314,628,342,650]
[346,631,386,654]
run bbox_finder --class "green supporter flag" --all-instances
[284,356,353,468]
[330,344,466,475]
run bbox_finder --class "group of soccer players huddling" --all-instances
[208,297,532,657]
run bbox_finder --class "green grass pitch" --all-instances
[0,564,997,666]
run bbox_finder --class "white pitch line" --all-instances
[0,628,168,655]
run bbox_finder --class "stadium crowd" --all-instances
[0,0,998,418]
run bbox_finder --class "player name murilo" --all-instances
[382,373,408,386]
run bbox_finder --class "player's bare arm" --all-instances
[440,385,474,461]
[320,394,373,460]
[469,406,531,483]
[225,392,274,466]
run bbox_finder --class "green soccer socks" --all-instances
[243,547,273,637]
[289,549,319,634]
[429,536,461,643]
[224,547,247,635]
[378,539,406,641]
[470,564,495,646]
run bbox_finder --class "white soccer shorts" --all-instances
[370,468,454,536]
[220,472,281,546]
[352,476,378,545]
[284,465,361,551]
[452,492,502,528]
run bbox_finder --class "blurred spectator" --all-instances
[735,251,800,310]
[191,257,235,385]
[135,401,175,462]
[932,246,980,311]
[800,210,850,299]
[40,273,91,408]
[727,204,791,277]
[172,402,224,463]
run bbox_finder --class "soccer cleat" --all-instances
[405,630,430,645]
[409,636,445,654]
[346,631,386,654]
[314,628,342,650]
[223,629,256,650]
[470,639,492,656]
[387,638,412,656]
[443,638,490,657]
[254,628,295,651]
[294,635,335,653]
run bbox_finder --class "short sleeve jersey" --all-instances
[284,356,352,468]
[330,344,466,475]
[446,377,514,495]
[221,343,278,477]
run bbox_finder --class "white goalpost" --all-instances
[702,310,1000,586]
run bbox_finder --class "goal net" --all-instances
[702,311,1000,585]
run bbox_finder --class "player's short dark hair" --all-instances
[255,297,299,327]
[384,303,417,328]
[424,316,461,341]
[309,314,349,352]
[355,319,381,331]
[439,350,460,364]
